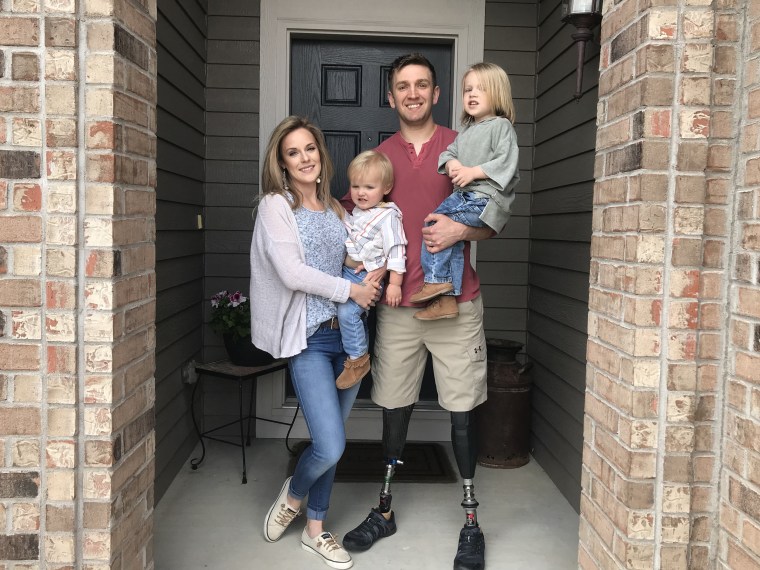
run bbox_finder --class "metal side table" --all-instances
[191,359,298,484]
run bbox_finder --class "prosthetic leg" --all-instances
[451,411,479,524]
[451,411,485,570]
[379,404,415,513]
[342,404,414,552]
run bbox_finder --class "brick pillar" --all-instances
[581,1,747,569]
[720,1,760,568]
[0,2,45,562]
[0,0,157,567]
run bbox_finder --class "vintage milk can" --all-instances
[475,339,533,468]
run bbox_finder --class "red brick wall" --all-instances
[581,0,746,568]
[720,1,760,568]
[0,0,157,567]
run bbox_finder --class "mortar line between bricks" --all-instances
[75,3,88,567]
[653,10,686,568]
[39,10,49,567]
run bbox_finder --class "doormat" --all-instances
[288,440,458,483]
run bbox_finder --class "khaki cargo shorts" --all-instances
[371,296,488,412]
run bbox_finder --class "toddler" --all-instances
[336,150,407,388]
[410,62,520,320]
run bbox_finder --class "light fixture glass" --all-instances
[562,0,603,99]
[564,0,602,16]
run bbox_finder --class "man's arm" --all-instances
[421,213,495,254]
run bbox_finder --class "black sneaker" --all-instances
[453,525,485,570]
[342,508,397,552]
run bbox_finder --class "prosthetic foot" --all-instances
[453,479,485,570]
[342,508,396,552]
[451,412,485,569]
[343,405,414,553]
[342,462,399,552]
[343,459,400,552]
[454,523,486,570]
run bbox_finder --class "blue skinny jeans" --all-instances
[287,325,360,520]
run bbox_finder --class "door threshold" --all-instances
[284,397,443,412]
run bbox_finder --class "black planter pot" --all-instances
[223,334,275,367]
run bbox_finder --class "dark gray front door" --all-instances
[290,38,453,199]
[290,37,453,403]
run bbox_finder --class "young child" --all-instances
[409,62,520,320]
[336,150,407,389]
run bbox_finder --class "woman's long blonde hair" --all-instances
[460,62,515,127]
[260,115,342,216]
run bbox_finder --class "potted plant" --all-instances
[210,290,274,366]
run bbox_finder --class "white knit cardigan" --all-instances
[249,193,351,358]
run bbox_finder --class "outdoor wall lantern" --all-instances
[561,0,603,100]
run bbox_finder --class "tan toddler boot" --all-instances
[409,282,454,303]
[336,353,371,389]
[413,296,459,321]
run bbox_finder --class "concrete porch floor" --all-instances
[154,439,579,569]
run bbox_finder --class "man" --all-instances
[341,53,509,570]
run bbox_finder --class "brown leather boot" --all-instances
[409,282,454,303]
[336,353,371,389]
[413,295,459,321]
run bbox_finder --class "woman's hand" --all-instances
[350,281,381,310]
[363,267,386,284]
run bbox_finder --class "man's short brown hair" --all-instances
[387,52,437,90]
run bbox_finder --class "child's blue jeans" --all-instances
[421,190,488,296]
[337,265,383,358]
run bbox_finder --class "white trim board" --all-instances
[257,0,485,439]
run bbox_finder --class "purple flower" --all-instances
[209,289,251,339]
[210,290,227,308]
[229,291,246,307]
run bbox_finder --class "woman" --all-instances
[250,116,379,570]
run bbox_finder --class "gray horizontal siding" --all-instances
[155,0,207,503]
[201,0,261,432]
[527,0,599,512]
[204,0,259,289]
[481,0,538,349]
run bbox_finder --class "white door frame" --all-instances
[256,0,485,440]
